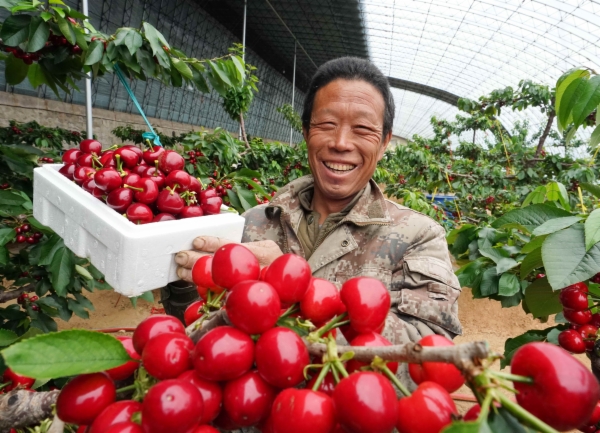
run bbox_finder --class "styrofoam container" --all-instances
[33,164,245,296]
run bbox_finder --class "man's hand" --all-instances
[175,236,284,283]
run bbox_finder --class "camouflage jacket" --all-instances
[242,175,462,339]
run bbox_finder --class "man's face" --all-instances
[304,79,391,203]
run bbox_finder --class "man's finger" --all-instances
[174,250,208,269]
[192,236,234,253]
[176,266,193,283]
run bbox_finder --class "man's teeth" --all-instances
[324,162,356,171]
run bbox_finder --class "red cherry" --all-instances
[587,400,600,426]
[580,324,599,351]
[89,400,143,433]
[76,153,94,168]
[346,332,398,374]
[560,288,590,311]
[143,167,166,189]
[141,380,203,433]
[226,280,281,334]
[156,189,185,214]
[263,254,312,305]
[255,327,309,388]
[121,172,141,187]
[193,326,254,382]
[200,188,218,202]
[591,313,600,328]
[300,278,343,324]
[142,332,193,380]
[395,381,458,433]
[511,342,600,431]
[73,166,95,184]
[564,308,593,325]
[192,255,222,298]
[142,145,165,165]
[158,150,185,173]
[558,329,586,353]
[340,277,390,333]
[407,334,465,393]
[188,176,202,198]
[333,371,397,433]
[177,370,223,424]
[179,205,204,218]
[62,148,83,164]
[94,168,122,192]
[223,370,277,426]
[463,404,481,421]
[99,150,116,168]
[106,188,134,213]
[190,427,219,433]
[132,162,149,176]
[125,203,153,225]
[2,367,35,391]
[131,314,185,355]
[114,147,140,169]
[152,213,176,222]
[16,234,26,243]
[105,337,141,381]
[82,177,98,193]
[56,373,116,425]
[183,300,205,326]
[306,371,336,397]
[59,163,76,180]
[211,243,260,290]
[80,139,103,154]
[592,272,600,284]
[270,389,337,433]
[165,170,191,192]
[103,422,142,433]
[201,196,223,215]
[126,178,158,205]
[566,282,589,292]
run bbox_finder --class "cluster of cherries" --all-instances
[13,223,44,245]
[38,156,55,164]
[557,278,600,354]
[186,150,205,166]
[0,183,11,190]
[58,139,223,224]
[16,292,40,312]
[1,27,82,66]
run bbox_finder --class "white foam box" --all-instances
[33,164,245,296]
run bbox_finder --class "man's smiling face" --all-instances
[304,79,390,204]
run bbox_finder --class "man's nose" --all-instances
[329,126,355,152]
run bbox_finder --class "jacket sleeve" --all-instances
[393,221,463,336]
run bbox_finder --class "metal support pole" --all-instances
[290,40,296,146]
[239,0,247,141]
[82,0,93,139]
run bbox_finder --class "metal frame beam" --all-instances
[387,77,461,106]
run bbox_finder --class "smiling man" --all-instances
[176,57,462,387]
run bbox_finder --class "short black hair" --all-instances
[302,57,395,138]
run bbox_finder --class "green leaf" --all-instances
[446,224,475,244]
[38,234,63,266]
[496,258,519,274]
[572,75,600,128]
[0,14,31,46]
[545,181,570,211]
[142,22,169,68]
[491,204,572,232]
[75,264,92,280]
[0,227,16,246]
[84,39,104,65]
[590,125,600,148]
[0,329,18,347]
[520,247,543,279]
[521,235,547,254]
[55,14,76,45]
[171,58,193,80]
[67,298,89,319]
[136,48,155,76]
[0,246,8,266]
[442,421,491,433]
[478,247,509,264]
[455,258,487,290]
[28,308,57,333]
[27,63,46,88]
[234,185,258,211]
[5,54,29,85]
[581,182,600,199]
[139,291,154,303]
[49,245,75,297]
[498,273,520,297]
[1,329,130,379]
[37,295,71,321]
[208,60,233,87]
[480,267,499,296]
[26,16,50,53]
[191,68,209,93]
[522,185,545,207]
[524,277,562,318]
[558,76,587,132]
[502,328,553,368]
[543,223,600,290]
[114,28,142,56]
[585,208,600,251]
[531,216,582,236]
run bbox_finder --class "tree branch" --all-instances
[535,110,555,157]
[0,390,59,432]
[0,284,36,304]
[186,309,229,344]
[239,113,251,149]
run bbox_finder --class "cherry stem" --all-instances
[145,139,153,151]
[495,392,559,433]
[211,290,226,306]
[310,362,331,392]
[279,304,298,319]
[115,384,136,394]
[380,364,411,397]
[476,392,493,423]
[317,312,348,338]
[326,336,349,379]
[489,371,534,384]
[124,184,143,192]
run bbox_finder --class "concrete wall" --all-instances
[0,92,204,146]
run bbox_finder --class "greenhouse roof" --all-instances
[206,0,599,148]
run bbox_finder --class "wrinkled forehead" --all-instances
[312,79,386,122]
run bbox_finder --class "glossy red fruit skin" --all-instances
[346,332,398,374]
[142,145,165,165]
[114,147,139,169]
[183,300,205,326]
[142,332,193,380]
[141,380,203,433]
[463,404,481,421]
[300,278,343,324]
[179,205,203,218]
[190,426,219,433]
[121,172,141,187]
[407,335,465,393]
[223,370,277,427]
[152,213,176,223]
[73,166,96,184]
[89,400,143,433]
[103,422,142,433]
[263,254,312,304]
[2,367,35,391]
[125,203,153,225]
[226,281,281,335]
[156,189,185,214]
[270,389,336,433]
[212,244,260,290]
[106,188,133,213]
[560,288,590,311]
[566,282,589,292]
[99,150,116,168]
[62,148,83,164]
[333,371,397,433]
[306,371,336,397]
[564,308,593,325]
[188,176,202,198]
[95,168,122,192]
[105,336,141,381]
[158,150,185,174]
[201,196,223,215]
[132,162,149,176]
[59,163,76,180]
[80,139,103,154]
[395,381,458,433]
[76,153,94,168]
[255,327,310,388]
[193,326,254,382]
[129,178,158,205]
[192,255,222,297]
[165,170,191,192]
[590,313,600,328]
[558,329,586,353]
[511,342,600,431]
[56,373,116,425]
[177,370,223,424]
[340,277,390,333]
[580,324,599,351]
[132,315,186,355]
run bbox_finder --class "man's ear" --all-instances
[302,125,309,142]
[378,132,392,161]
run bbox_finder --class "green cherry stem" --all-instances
[326,335,349,379]
[380,363,411,397]
[311,363,332,392]
[489,371,534,384]
[476,392,494,423]
[279,304,298,319]
[317,312,348,338]
[495,392,559,433]
[124,184,143,192]
[116,384,136,394]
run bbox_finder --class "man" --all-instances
[175,57,462,387]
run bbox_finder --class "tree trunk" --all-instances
[0,390,59,432]
[239,113,251,149]
[473,129,476,144]
[535,111,555,157]
[0,284,35,304]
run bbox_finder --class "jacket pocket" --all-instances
[334,265,392,289]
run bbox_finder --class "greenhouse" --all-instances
[0,1,599,432]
